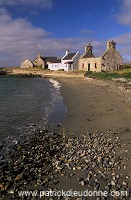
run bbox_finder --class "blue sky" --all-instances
[0,0,131,67]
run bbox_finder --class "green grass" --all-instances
[123,63,131,69]
[85,70,131,80]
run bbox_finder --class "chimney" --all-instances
[85,43,93,53]
[66,50,70,55]
[38,53,41,58]
[107,40,116,50]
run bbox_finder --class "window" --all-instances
[95,63,97,68]
[82,63,84,69]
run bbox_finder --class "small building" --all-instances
[48,50,80,71]
[79,40,123,72]
[33,53,45,68]
[20,59,33,68]
[79,44,102,72]
[33,53,57,69]
[101,40,123,71]
[44,57,58,69]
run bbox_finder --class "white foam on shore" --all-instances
[45,78,67,123]
[49,78,61,90]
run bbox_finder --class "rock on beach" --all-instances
[0,125,130,200]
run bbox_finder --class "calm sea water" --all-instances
[0,76,67,143]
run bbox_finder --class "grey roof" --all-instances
[63,53,76,60]
[45,57,57,62]
[81,50,95,58]
[34,56,57,63]
[50,59,61,63]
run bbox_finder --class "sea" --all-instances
[0,75,67,163]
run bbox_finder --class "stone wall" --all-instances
[20,59,33,68]
[33,58,45,68]
[78,40,123,72]
[79,57,102,72]
[33,54,45,68]
[102,49,123,71]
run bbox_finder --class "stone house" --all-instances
[79,40,123,72]
[48,50,80,71]
[20,59,33,68]
[33,53,57,69]
[101,41,123,71]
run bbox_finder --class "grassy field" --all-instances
[123,63,131,69]
[85,64,131,80]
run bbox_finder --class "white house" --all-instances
[48,50,80,71]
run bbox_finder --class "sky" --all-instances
[0,0,131,67]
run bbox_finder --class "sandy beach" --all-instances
[58,77,131,133]
[1,74,131,200]
[55,77,131,197]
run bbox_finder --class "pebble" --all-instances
[0,125,130,199]
[80,181,85,186]
[122,181,127,186]
[111,180,116,186]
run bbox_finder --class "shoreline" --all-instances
[0,72,131,199]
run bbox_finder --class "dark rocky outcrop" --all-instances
[0,69,7,75]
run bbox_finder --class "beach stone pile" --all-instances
[0,125,130,199]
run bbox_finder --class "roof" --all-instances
[50,59,61,63]
[34,56,57,63]
[45,57,57,62]
[81,50,95,58]
[63,53,76,60]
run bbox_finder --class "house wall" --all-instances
[73,51,80,70]
[48,63,73,71]
[61,59,72,65]
[102,49,123,71]
[60,51,80,70]
[33,54,45,68]
[33,58,45,68]
[79,57,102,72]
[20,59,33,68]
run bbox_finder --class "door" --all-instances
[88,63,90,71]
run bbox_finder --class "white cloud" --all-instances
[0,0,53,9]
[117,0,131,25]
[113,32,131,45]
[113,32,131,62]
[0,8,102,67]
[0,9,51,67]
